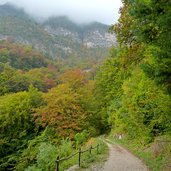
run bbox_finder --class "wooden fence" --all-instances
[55,144,99,171]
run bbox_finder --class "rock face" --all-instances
[0,3,116,59]
[44,25,82,44]
[43,16,116,48]
[83,30,116,48]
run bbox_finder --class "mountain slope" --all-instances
[0,3,116,61]
[43,16,116,47]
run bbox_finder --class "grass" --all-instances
[77,139,108,170]
[58,138,108,171]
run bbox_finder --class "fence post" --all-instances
[78,148,81,167]
[97,144,99,154]
[56,156,59,171]
[89,145,92,155]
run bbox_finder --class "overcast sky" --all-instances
[0,0,122,24]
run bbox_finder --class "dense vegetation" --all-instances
[95,0,171,170]
[0,40,102,170]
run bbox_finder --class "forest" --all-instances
[0,0,171,170]
[0,40,102,170]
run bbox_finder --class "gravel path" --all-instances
[98,141,149,171]
[66,140,149,171]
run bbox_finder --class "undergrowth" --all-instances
[58,138,108,171]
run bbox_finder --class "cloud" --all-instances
[0,0,122,24]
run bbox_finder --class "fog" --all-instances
[0,0,122,24]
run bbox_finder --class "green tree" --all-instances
[0,86,43,170]
[113,0,171,93]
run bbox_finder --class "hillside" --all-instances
[0,1,171,171]
[0,41,48,70]
[0,3,116,61]
[43,16,116,47]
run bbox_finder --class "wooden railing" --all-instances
[55,144,100,171]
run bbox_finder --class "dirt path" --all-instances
[98,140,149,171]
[66,140,149,171]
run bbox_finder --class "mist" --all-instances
[0,0,122,24]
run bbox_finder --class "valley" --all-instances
[0,1,171,171]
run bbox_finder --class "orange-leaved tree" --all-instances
[34,69,94,139]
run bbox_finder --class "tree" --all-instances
[95,0,171,142]
[35,69,99,139]
[113,0,171,93]
[35,84,87,139]
[0,86,43,170]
